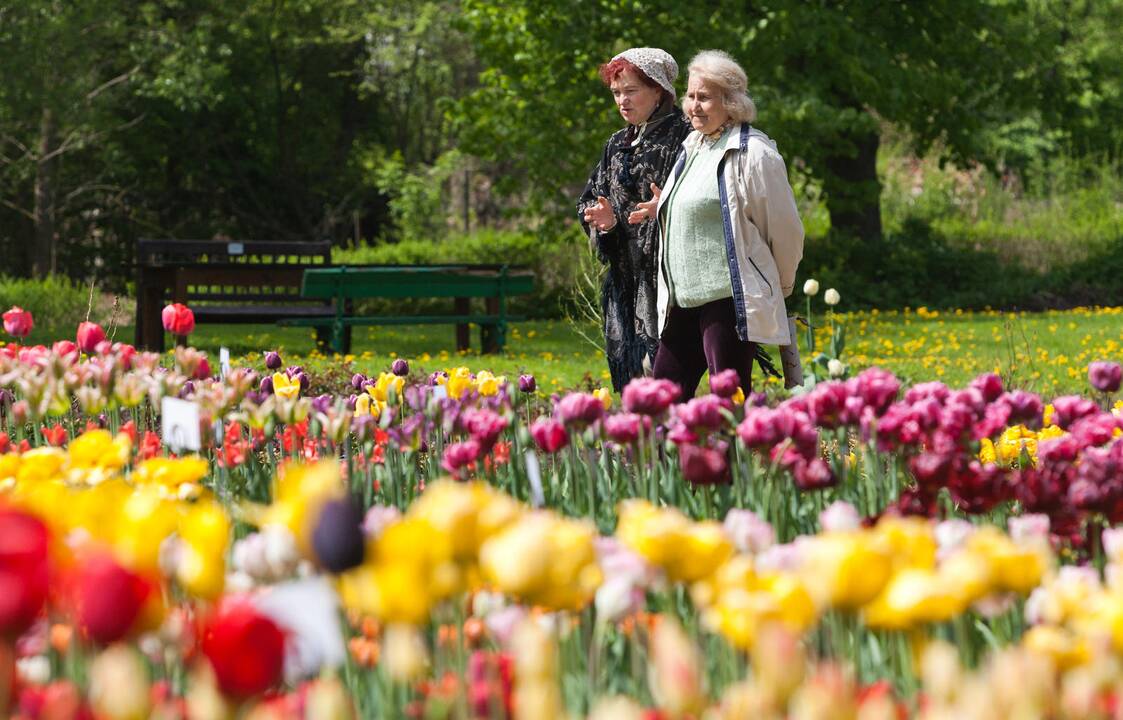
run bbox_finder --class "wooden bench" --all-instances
[134,239,338,351]
[278,264,535,355]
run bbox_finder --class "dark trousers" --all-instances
[652,297,756,399]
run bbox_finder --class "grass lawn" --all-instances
[35,304,1123,398]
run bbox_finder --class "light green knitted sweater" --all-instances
[661,128,733,308]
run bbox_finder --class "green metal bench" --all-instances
[278,264,535,354]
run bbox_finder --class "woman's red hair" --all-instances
[598,58,660,89]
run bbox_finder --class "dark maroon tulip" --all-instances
[391,358,410,377]
[264,351,282,370]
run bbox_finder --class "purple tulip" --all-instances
[679,440,730,485]
[178,380,195,398]
[351,373,367,390]
[970,373,1005,403]
[1000,390,1044,429]
[518,374,537,393]
[429,371,448,386]
[311,394,333,414]
[311,498,366,572]
[1089,361,1123,394]
[391,358,410,377]
[294,371,309,392]
[264,351,282,370]
[259,375,274,395]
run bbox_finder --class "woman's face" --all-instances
[610,69,662,126]
[685,75,731,136]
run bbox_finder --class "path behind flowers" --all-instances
[57,305,1123,395]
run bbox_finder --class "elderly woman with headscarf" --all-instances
[578,47,691,392]
[630,50,804,398]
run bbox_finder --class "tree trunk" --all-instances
[33,105,58,278]
[821,127,883,245]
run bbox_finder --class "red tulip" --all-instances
[161,303,195,336]
[72,554,151,644]
[76,322,106,354]
[201,598,286,698]
[0,509,50,637]
[2,307,33,338]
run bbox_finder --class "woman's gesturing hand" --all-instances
[583,196,617,231]
[627,184,662,224]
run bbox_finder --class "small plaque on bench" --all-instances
[227,242,245,255]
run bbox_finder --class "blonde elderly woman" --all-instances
[578,48,691,392]
[630,50,804,398]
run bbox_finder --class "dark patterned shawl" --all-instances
[578,102,691,391]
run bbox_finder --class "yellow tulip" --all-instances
[68,429,131,472]
[593,387,613,410]
[353,392,381,419]
[864,568,965,630]
[1023,625,1090,671]
[272,371,301,399]
[133,456,209,488]
[664,521,733,584]
[475,370,501,397]
[372,372,405,403]
[799,531,893,611]
[446,367,474,399]
[17,448,66,484]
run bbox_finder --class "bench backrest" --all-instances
[137,239,332,267]
[137,239,334,305]
[301,265,535,300]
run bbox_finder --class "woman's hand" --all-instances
[583,196,617,232]
[628,184,662,224]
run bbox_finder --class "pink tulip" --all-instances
[161,303,195,335]
[621,378,680,416]
[2,306,33,338]
[708,369,740,398]
[555,392,604,429]
[441,440,481,478]
[530,417,568,454]
[1089,361,1123,394]
[603,413,648,445]
[461,408,508,453]
[676,395,728,433]
[76,322,106,353]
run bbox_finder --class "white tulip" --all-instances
[827,358,845,377]
[824,288,841,306]
[803,279,820,296]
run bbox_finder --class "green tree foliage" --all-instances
[455,0,1045,250]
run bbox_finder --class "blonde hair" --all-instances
[685,50,757,123]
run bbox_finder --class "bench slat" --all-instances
[300,267,535,299]
[278,314,527,327]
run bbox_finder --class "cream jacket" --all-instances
[655,123,804,346]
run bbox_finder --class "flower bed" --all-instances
[2,315,1123,718]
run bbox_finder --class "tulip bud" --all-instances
[383,624,429,683]
[391,358,409,377]
[824,288,841,306]
[264,351,282,370]
[201,599,286,698]
[88,644,151,720]
[0,509,50,637]
[161,303,196,336]
[311,498,366,573]
[77,322,106,353]
[73,554,152,645]
[2,306,33,338]
[1088,361,1122,394]
[828,358,845,377]
[803,279,820,296]
[518,374,536,393]
[259,376,274,395]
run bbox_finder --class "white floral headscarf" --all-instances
[612,47,679,98]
